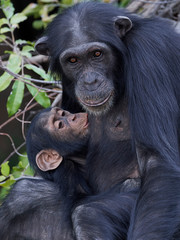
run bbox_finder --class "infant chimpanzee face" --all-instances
[41,107,89,141]
[34,107,89,172]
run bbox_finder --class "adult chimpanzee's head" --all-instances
[26,107,89,176]
[35,2,132,115]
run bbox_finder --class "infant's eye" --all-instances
[58,121,63,129]
[61,111,65,116]
[68,57,77,63]
[93,50,102,58]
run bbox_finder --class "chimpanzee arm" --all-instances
[127,148,180,240]
[123,16,180,238]
[72,182,139,240]
[0,178,74,240]
[0,178,60,217]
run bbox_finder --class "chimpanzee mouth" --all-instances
[79,92,113,107]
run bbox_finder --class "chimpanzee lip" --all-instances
[79,92,113,107]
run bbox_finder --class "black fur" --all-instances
[43,2,180,239]
[0,107,138,240]
[0,108,90,240]
[1,2,180,239]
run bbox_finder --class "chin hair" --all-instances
[81,97,114,116]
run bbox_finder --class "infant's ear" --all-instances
[36,149,63,171]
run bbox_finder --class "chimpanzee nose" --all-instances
[84,79,99,91]
[68,114,76,121]
[84,78,98,85]
[83,72,102,91]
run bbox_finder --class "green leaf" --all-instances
[61,0,73,6]
[0,178,15,188]
[0,27,10,34]
[25,64,50,80]
[0,18,9,28]
[19,154,28,167]
[18,161,24,169]
[22,46,34,52]
[21,45,34,57]
[15,39,27,45]
[26,82,51,108]
[1,162,10,177]
[7,80,25,116]
[0,54,21,92]
[0,176,6,182]
[0,35,6,43]
[21,51,32,58]
[24,166,34,176]
[119,0,131,7]
[0,72,16,92]
[40,0,57,2]
[21,3,39,16]
[12,169,21,178]
[12,154,34,177]
[8,54,21,70]
[10,13,27,25]
[27,41,35,46]
[1,0,15,19]
[32,20,44,30]
[0,187,10,201]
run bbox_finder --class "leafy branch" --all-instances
[0,0,63,201]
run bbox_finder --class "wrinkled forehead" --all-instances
[62,28,89,50]
[60,42,110,59]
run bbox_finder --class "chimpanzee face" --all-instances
[40,107,89,141]
[59,42,115,115]
[35,14,132,115]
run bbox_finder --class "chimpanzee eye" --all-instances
[93,50,102,58]
[58,121,63,129]
[68,57,77,63]
[61,111,65,116]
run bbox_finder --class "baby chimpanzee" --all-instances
[0,107,91,240]
[27,107,90,194]
[0,107,139,240]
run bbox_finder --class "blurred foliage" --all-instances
[0,0,52,114]
[0,154,34,202]
[0,0,57,201]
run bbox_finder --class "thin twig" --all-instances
[28,55,49,65]
[0,92,58,130]
[12,76,59,94]
[14,176,42,181]
[15,115,31,124]
[0,102,39,130]
[0,63,59,85]
[14,112,31,141]
[0,38,14,49]
[21,90,41,140]
[2,142,26,163]
[0,133,26,157]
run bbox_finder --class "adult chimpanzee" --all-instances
[0,107,138,240]
[35,2,180,239]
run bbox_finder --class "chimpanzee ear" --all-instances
[35,36,49,55]
[114,16,132,38]
[36,149,63,171]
